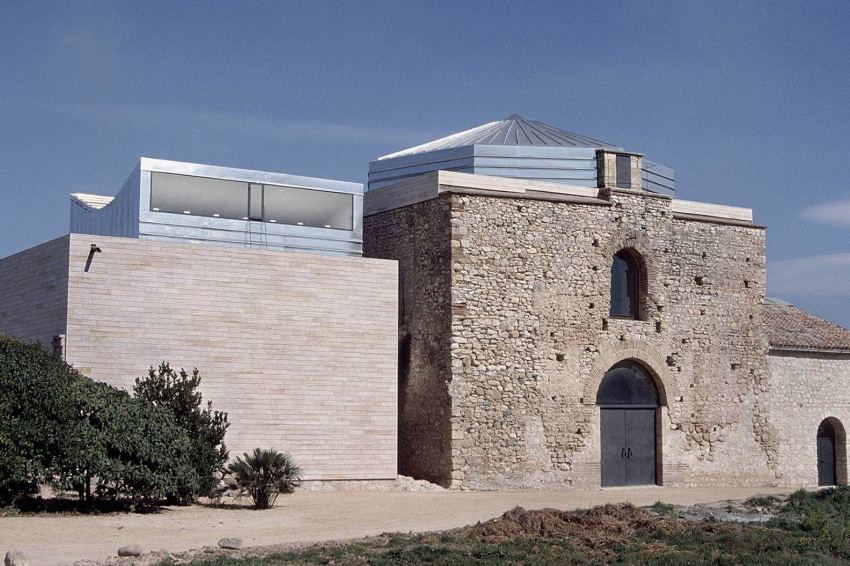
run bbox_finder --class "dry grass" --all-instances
[154,490,850,565]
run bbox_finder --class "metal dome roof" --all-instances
[378,114,623,160]
[369,115,673,194]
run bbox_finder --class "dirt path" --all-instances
[0,486,792,566]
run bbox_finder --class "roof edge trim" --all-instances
[140,157,363,195]
[769,346,850,355]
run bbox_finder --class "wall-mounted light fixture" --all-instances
[84,243,102,272]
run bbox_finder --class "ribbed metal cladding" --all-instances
[369,115,676,195]
[71,158,365,257]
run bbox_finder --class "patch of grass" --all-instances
[164,492,850,566]
[161,529,850,566]
[784,487,850,519]
[745,494,782,509]
[647,501,678,517]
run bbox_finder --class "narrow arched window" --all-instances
[611,249,641,319]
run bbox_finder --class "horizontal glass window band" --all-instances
[150,172,354,230]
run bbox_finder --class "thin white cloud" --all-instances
[769,253,850,297]
[47,102,430,147]
[803,200,850,228]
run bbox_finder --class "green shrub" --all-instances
[227,448,302,509]
[0,335,85,503]
[134,362,229,501]
[55,376,199,502]
[0,336,198,505]
[0,433,37,504]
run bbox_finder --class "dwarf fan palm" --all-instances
[226,448,302,509]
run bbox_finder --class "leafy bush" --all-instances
[227,448,302,509]
[55,377,199,502]
[0,334,87,503]
[0,336,198,505]
[134,362,229,501]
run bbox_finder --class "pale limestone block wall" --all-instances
[0,236,69,347]
[768,350,850,487]
[62,234,398,481]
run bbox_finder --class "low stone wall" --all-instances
[298,475,445,492]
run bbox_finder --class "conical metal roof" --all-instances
[378,114,622,160]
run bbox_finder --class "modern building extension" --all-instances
[0,159,397,483]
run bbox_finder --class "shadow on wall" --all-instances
[397,330,453,486]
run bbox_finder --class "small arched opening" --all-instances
[610,249,643,320]
[597,360,661,487]
[818,418,848,486]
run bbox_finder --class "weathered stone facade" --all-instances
[365,171,785,490]
[768,350,850,486]
[363,197,454,484]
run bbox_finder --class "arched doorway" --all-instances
[597,360,660,487]
[818,419,837,486]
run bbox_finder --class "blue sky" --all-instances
[1,1,848,328]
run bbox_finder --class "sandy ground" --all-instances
[0,486,793,566]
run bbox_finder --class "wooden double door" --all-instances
[818,419,837,487]
[601,408,657,487]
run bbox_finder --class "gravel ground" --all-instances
[0,486,793,566]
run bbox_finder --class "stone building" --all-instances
[3,115,850,491]
[764,300,850,487]
[363,115,850,490]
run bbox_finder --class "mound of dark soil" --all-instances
[462,503,692,545]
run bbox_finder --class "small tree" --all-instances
[57,378,199,503]
[227,448,302,509]
[134,363,229,501]
[0,334,80,503]
[0,336,198,505]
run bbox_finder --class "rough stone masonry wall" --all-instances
[364,198,454,485]
[768,350,850,486]
[61,234,398,482]
[447,189,773,489]
[665,211,774,487]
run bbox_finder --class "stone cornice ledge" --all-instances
[769,346,850,356]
